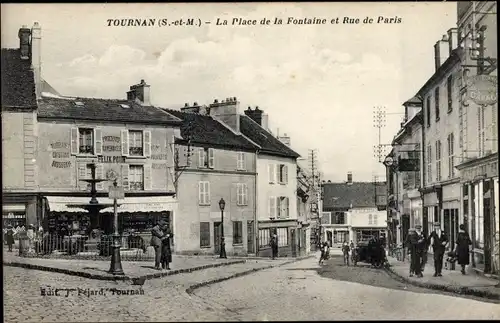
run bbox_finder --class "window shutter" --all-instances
[243,184,248,205]
[77,162,87,190]
[285,197,289,218]
[276,197,282,219]
[275,164,280,183]
[284,165,288,184]
[94,128,103,155]
[121,164,130,190]
[198,182,204,204]
[269,197,276,218]
[121,130,129,156]
[198,148,205,168]
[70,127,79,155]
[208,148,215,168]
[268,164,275,183]
[205,182,210,205]
[144,164,152,190]
[143,130,151,157]
[236,183,241,205]
[95,164,104,190]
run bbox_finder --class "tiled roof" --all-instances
[404,96,422,105]
[323,181,387,209]
[38,97,182,125]
[164,109,258,150]
[239,115,300,158]
[1,48,37,108]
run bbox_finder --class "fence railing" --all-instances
[7,233,160,261]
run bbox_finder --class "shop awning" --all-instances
[2,204,26,212]
[45,196,177,213]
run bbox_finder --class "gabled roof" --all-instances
[164,109,258,151]
[1,48,37,108]
[239,115,300,158]
[323,181,387,209]
[403,96,422,106]
[38,97,182,125]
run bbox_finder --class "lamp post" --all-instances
[218,198,227,259]
[108,180,124,275]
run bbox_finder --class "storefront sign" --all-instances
[52,161,71,168]
[462,160,498,182]
[50,142,70,149]
[152,163,167,169]
[98,156,126,163]
[466,75,498,106]
[151,154,168,160]
[103,145,121,152]
[103,136,121,143]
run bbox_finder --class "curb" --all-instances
[3,259,246,282]
[186,255,314,294]
[384,265,500,301]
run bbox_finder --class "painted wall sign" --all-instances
[466,75,498,105]
[151,144,161,151]
[50,142,70,149]
[52,161,71,168]
[103,136,121,143]
[151,153,168,160]
[98,156,126,163]
[106,169,119,181]
[103,145,121,152]
[462,160,498,182]
[52,152,70,159]
[152,163,167,169]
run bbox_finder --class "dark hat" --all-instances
[157,220,167,227]
[415,224,422,229]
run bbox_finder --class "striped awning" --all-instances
[46,196,177,213]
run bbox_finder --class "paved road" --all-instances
[193,256,500,321]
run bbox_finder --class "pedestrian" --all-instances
[410,225,425,278]
[150,220,166,270]
[406,228,416,276]
[349,240,355,251]
[160,226,173,270]
[428,222,448,277]
[5,225,15,252]
[455,224,472,275]
[270,232,278,260]
[220,236,227,259]
[342,241,350,266]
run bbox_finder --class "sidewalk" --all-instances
[385,255,500,300]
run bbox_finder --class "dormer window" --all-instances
[74,101,84,107]
[120,104,130,109]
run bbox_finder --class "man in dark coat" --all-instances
[455,224,472,275]
[150,220,166,270]
[160,225,173,270]
[5,225,15,252]
[410,225,426,277]
[428,222,448,277]
[270,233,278,260]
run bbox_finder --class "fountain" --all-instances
[65,163,119,254]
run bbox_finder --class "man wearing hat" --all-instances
[410,224,427,277]
[150,220,167,270]
[5,225,15,252]
[428,222,448,277]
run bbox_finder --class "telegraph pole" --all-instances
[373,106,387,163]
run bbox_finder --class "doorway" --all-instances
[291,229,297,257]
[214,222,221,254]
[326,231,333,246]
[247,220,254,254]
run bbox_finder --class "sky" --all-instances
[1,2,458,182]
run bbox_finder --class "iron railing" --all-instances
[9,233,161,261]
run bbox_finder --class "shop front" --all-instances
[258,219,298,257]
[3,204,27,229]
[422,188,439,239]
[457,153,499,274]
[441,181,461,251]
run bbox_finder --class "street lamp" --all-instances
[218,198,227,259]
[108,179,124,275]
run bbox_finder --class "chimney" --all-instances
[180,102,200,114]
[18,25,31,60]
[278,133,291,147]
[447,28,458,53]
[30,22,42,99]
[261,113,269,130]
[244,106,264,125]
[347,171,353,185]
[434,34,450,71]
[127,79,151,105]
[209,97,240,133]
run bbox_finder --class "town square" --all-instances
[2,2,499,322]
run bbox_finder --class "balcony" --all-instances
[129,147,144,156]
[79,145,94,154]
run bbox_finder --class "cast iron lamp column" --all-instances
[108,180,124,275]
[219,198,227,259]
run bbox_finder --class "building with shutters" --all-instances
[37,80,182,236]
[163,101,258,255]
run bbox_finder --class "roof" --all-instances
[239,115,300,158]
[164,109,258,151]
[403,96,422,106]
[1,48,37,108]
[322,181,387,209]
[38,97,182,125]
[417,48,461,97]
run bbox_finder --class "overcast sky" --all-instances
[1,2,457,182]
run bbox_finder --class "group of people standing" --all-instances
[406,222,472,278]
[150,220,173,270]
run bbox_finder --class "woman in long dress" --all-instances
[455,224,472,275]
[161,228,173,270]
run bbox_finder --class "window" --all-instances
[426,96,431,127]
[237,152,245,170]
[278,164,288,184]
[447,133,455,178]
[198,148,215,168]
[373,214,378,225]
[259,229,270,248]
[447,75,453,113]
[237,183,248,206]
[321,212,331,225]
[129,130,143,156]
[427,145,432,185]
[79,128,94,154]
[331,212,345,224]
[208,148,215,168]
[200,222,210,247]
[277,196,290,219]
[198,148,205,167]
[129,165,144,190]
[232,221,243,244]
[434,87,440,121]
[198,181,210,205]
[435,140,442,182]
[368,214,373,225]
[276,227,288,247]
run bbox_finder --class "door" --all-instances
[214,222,221,254]
[247,220,254,254]
[291,229,297,257]
[326,231,333,246]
